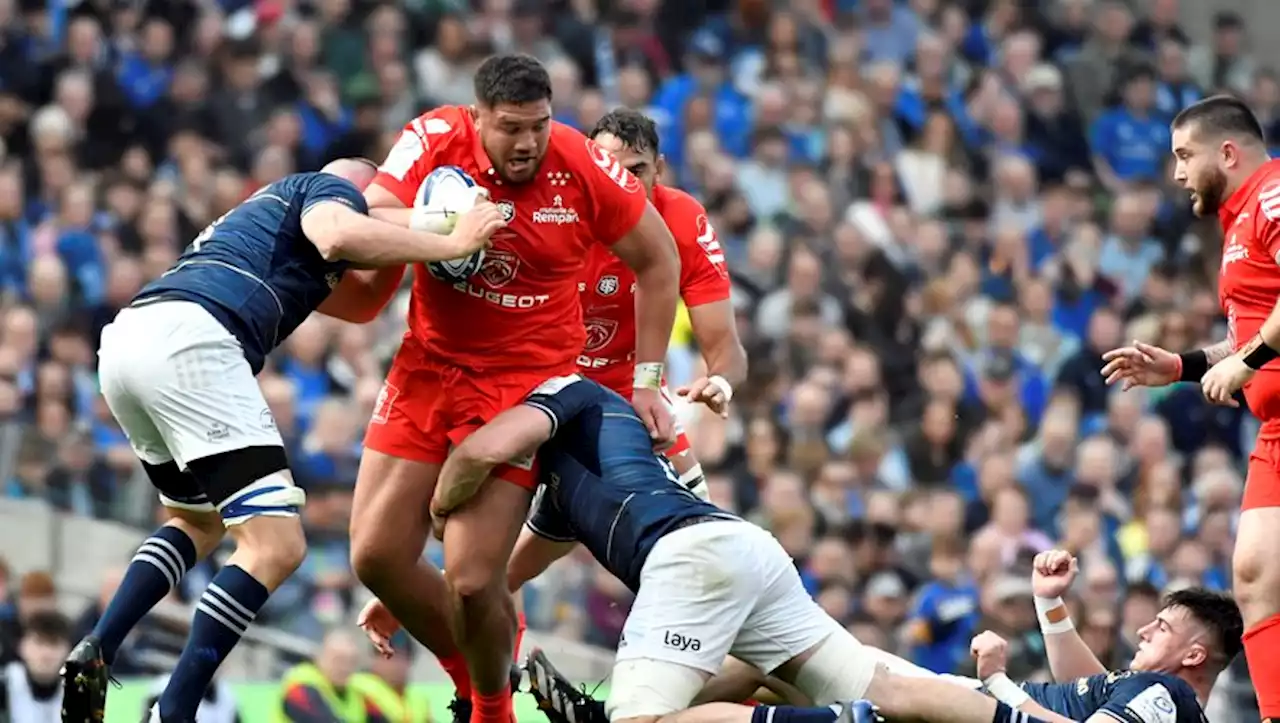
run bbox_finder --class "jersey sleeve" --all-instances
[300,174,370,217]
[1099,677,1179,723]
[576,135,649,246]
[372,112,459,207]
[526,484,576,542]
[523,374,597,435]
[1257,176,1280,263]
[668,195,731,307]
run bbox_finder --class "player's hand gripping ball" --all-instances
[413,166,488,283]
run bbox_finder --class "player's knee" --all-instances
[229,514,307,576]
[859,667,913,717]
[164,509,226,556]
[444,561,505,601]
[606,659,706,722]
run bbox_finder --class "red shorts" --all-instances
[1246,437,1280,511]
[364,350,571,489]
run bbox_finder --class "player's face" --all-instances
[1171,125,1230,217]
[591,132,662,199]
[475,101,553,184]
[1129,606,1209,673]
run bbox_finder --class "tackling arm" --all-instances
[610,202,681,369]
[316,267,406,324]
[301,201,478,265]
[434,405,555,516]
[688,299,748,388]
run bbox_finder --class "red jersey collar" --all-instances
[464,107,498,179]
[1220,158,1280,228]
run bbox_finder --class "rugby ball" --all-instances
[414,166,487,283]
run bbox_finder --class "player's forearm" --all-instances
[632,259,680,365]
[1044,630,1107,681]
[1203,339,1234,364]
[1236,301,1280,370]
[316,267,405,324]
[506,528,575,592]
[690,302,748,387]
[368,206,416,227]
[435,452,498,515]
[1036,597,1107,680]
[329,213,467,265]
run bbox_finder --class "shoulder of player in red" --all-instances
[1252,158,1280,225]
[545,122,649,246]
[373,106,482,207]
[653,184,732,305]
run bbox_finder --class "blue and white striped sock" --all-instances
[157,565,269,721]
[93,525,197,664]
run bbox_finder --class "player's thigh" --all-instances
[1236,442,1280,615]
[616,522,759,675]
[733,524,841,668]
[98,309,221,516]
[361,355,452,469]
[441,479,533,595]
[606,658,710,722]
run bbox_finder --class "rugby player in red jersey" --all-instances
[1102,95,1280,722]
[579,108,747,493]
[346,55,681,723]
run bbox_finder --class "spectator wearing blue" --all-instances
[650,29,750,170]
[905,535,979,674]
[857,0,921,65]
[115,17,174,110]
[1090,65,1169,188]
[1153,39,1202,120]
[1098,192,1165,304]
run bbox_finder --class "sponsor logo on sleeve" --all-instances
[585,138,642,194]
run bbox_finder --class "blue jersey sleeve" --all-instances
[526,485,575,542]
[299,174,370,218]
[1099,674,1181,723]
[522,375,599,435]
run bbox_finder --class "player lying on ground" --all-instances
[60,159,505,723]
[1101,94,1280,723]
[525,549,1237,723]
[349,54,682,723]
[360,374,1058,723]
[358,105,747,721]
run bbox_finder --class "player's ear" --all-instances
[1182,642,1208,668]
[655,154,667,180]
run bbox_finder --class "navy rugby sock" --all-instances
[750,705,841,723]
[993,701,1050,723]
[158,565,269,721]
[93,524,197,664]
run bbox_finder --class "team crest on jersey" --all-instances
[597,275,620,296]
[479,248,521,288]
[496,200,516,223]
[583,317,619,352]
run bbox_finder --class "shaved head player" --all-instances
[1103,94,1280,722]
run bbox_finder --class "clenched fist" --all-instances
[1031,549,1078,598]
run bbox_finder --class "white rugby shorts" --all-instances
[98,300,284,508]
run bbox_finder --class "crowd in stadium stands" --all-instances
[0,0,1270,718]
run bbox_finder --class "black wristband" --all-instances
[1178,350,1209,382]
[1243,336,1280,370]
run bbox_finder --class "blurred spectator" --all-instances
[280,629,363,723]
[0,610,72,723]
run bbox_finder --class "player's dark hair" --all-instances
[1172,95,1266,145]
[589,109,661,156]
[23,610,72,643]
[1163,588,1243,665]
[473,54,552,107]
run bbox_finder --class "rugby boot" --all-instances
[525,648,608,723]
[61,636,109,723]
[447,696,473,723]
[838,700,885,723]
